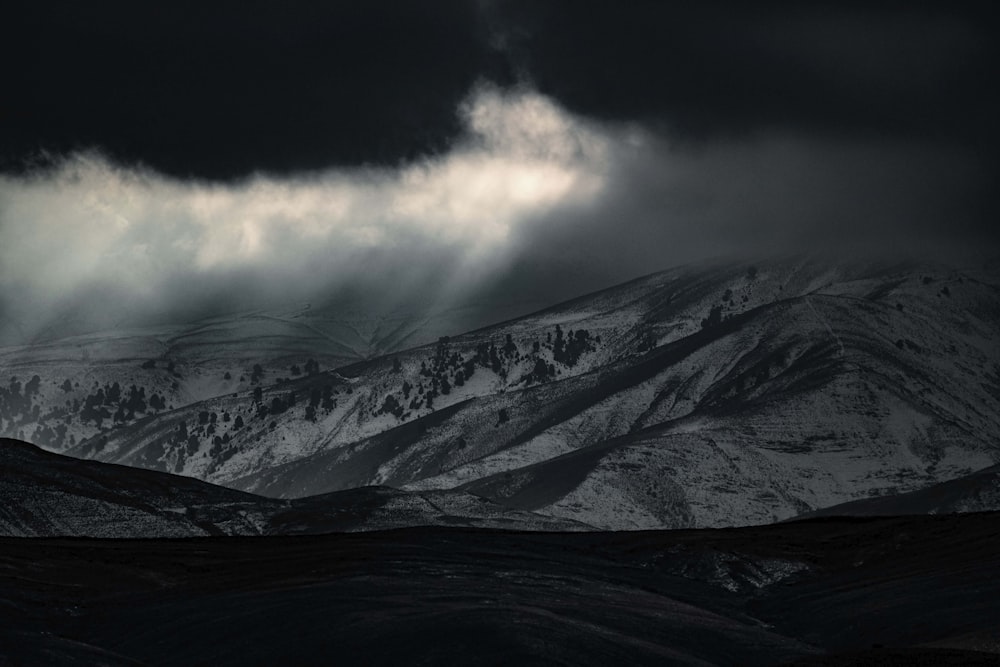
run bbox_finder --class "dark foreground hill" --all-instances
[1,513,999,666]
[0,438,584,537]
[799,462,1000,519]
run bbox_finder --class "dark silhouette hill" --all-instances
[0,438,584,537]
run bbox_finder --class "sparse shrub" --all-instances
[701,305,723,330]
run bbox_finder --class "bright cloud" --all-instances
[1,84,987,345]
[0,86,615,340]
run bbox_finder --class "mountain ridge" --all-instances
[5,257,999,530]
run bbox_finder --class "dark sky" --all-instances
[3,1,997,178]
[1,1,997,340]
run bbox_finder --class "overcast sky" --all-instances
[1,1,997,342]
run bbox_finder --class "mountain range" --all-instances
[3,257,999,530]
[4,257,1000,666]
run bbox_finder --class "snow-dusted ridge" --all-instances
[4,257,999,530]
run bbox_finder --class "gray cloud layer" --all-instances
[1,85,993,345]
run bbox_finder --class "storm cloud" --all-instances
[1,1,511,179]
[0,86,615,341]
[0,2,996,343]
[4,1,996,178]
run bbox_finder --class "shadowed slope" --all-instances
[797,463,1000,519]
[2,513,999,665]
[0,439,586,537]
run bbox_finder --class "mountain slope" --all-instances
[0,438,585,537]
[235,284,1000,528]
[0,297,543,450]
[797,463,1000,518]
[0,437,276,537]
[39,258,1000,528]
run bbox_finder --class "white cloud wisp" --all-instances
[0,86,612,342]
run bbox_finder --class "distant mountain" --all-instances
[0,438,585,537]
[7,257,1000,530]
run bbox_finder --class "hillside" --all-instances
[3,513,1000,665]
[8,257,1000,529]
[797,462,1000,518]
[0,438,583,537]
[0,296,540,449]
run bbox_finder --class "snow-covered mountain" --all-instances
[6,257,1000,529]
[0,296,543,449]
